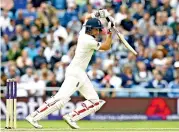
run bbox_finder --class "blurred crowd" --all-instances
[1,0,179,98]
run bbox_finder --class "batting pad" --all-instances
[70,99,105,122]
[33,97,70,121]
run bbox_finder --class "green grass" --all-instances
[1,120,179,132]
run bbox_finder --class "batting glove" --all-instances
[92,9,110,18]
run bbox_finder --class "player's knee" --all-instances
[45,96,56,105]
[55,97,70,109]
[46,96,70,109]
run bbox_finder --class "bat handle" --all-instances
[106,17,114,27]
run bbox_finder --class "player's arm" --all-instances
[85,14,93,21]
[99,32,112,51]
[99,21,113,51]
[84,11,99,22]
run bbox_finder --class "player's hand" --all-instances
[98,9,110,18]
[92,9,110,18]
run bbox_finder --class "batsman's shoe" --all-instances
[63,114,80,129]
[26,115,43,129]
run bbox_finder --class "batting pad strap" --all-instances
[71,99,105,122]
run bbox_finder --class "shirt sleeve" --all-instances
[79,20,87,35]
[79,20,101,50]
[79,25,86,35]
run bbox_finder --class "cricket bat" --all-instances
[106,17,137,55]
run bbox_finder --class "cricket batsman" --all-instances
[26,9,115,129]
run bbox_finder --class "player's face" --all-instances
[92,28,100,36]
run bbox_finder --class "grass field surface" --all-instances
[1,120,179,132]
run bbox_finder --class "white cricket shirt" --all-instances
[67,26,101,71]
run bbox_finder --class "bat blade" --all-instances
[113,27,137,55]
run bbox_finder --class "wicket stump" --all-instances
[5,78,17,129]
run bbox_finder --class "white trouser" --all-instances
[54,67,99,101]
[31,67,100,121]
